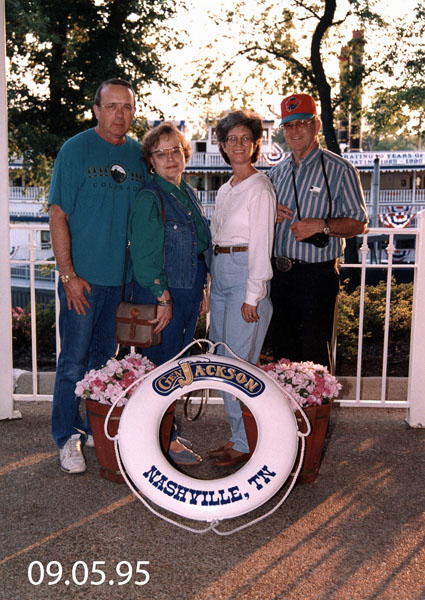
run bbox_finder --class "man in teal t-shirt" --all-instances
[48,79,148,474]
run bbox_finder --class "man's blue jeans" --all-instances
[52,281,125,448]
[209,251,273,453]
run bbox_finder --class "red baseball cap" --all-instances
[280,93,317,124]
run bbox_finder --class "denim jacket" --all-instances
[146,179,211,289]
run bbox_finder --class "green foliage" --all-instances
[191,0,408,155]
[336,279,413,375]
[190,1,425,154]
[361,133,421,152]
[6,0,184,186]
[364,3,425,150]
[36,300,57,353]
[366,86,425,150]
[12,301,56,354]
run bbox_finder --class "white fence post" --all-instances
[406,209,425,427]
[0,1,18,420]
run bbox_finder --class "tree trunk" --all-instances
[310,0,340,156]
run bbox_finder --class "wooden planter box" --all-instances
[242,401,332,483]
[295,403,333,483]
[85,399,124,484]
[86,399,176,484]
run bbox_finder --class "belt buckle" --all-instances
[275,256,292,272]
[214,245,220,256]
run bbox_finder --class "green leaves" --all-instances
[336,278,413,375]
[6,0,182,184]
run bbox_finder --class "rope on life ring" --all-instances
[183,389,208,421]
[108,340,310,534]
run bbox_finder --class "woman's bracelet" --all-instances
[157,299,173,306]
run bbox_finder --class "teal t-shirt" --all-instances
[48,128,147,286]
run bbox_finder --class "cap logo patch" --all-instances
[286,97,301,113]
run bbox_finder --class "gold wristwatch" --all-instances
[60,271,77,284]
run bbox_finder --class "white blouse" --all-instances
[211,171,277,305]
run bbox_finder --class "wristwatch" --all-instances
[60,271,77,284]
[323,219,331,235]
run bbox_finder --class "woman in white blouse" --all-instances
[208,110,277,467]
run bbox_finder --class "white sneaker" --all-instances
[86,434,95,448]
[60,434,86,473]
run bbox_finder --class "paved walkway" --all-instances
[1,401,425,600]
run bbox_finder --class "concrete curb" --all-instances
[13,370,408,402]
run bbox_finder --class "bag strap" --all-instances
[320,152,332,219]
[120,240,131,302]
[121,189,166,302]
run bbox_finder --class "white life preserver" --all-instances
[117,353,299,523]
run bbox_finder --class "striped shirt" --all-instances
[269,145,368,263]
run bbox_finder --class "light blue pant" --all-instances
[209,251,273,452]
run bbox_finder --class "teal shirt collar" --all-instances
[153,173,187,199]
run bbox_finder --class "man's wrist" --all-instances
[60,271,77,284]
[323,218,331,235]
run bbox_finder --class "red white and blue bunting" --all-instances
[262,152,287,166]
[378,205,416,229]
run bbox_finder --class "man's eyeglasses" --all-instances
[151,146,184,160]
[99,103,135,114]
[281,118,315,131]
[224,135,253,146]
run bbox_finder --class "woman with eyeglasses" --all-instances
[128,121,211,466]
[207,110,277,467]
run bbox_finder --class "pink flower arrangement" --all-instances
[12,306,31,337]
[260,358,342,411]
[75,353,156,406]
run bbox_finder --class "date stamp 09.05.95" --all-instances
[27,560,150,587]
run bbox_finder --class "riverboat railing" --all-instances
[8,216,425,427]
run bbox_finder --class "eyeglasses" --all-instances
[281,118,315,131]
[99,103,135,114]
[151,146,184,160]
[224,135,253,146]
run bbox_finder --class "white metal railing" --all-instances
[11,264,55,282]
[200,199,424,229]
[197,191,218,204]
[9,186,425,209]
[10,223,58,401]
[9,186,45,200]
[337,227,417,408]
[8,217,425,425]
[187,152,277,169]
[363,189,425,204]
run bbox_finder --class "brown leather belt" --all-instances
[214,245,248,255]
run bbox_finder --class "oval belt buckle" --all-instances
[275,256,292,272]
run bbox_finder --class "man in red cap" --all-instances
[268,92,368,370]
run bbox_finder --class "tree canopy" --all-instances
[190,0,424,154]
[366,4,425,150]
[6,0,184,184]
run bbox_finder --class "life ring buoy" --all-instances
[117,353,299,523]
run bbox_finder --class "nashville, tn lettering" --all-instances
[142,464,277,505]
